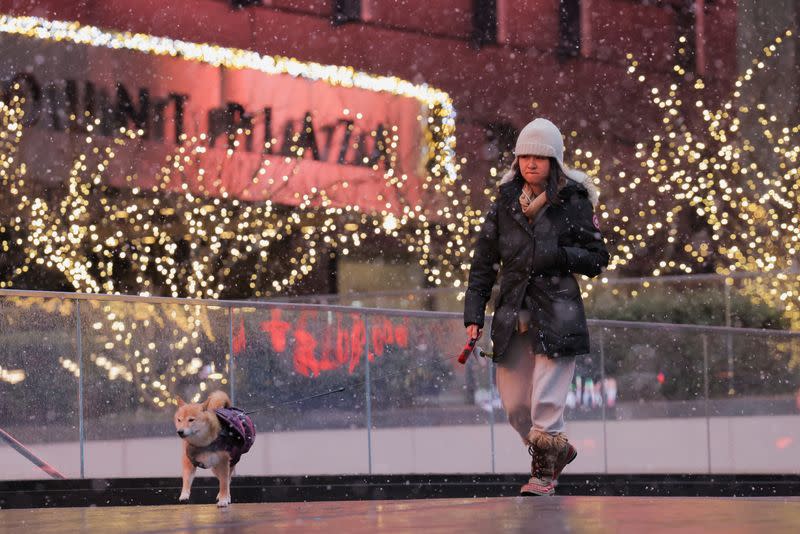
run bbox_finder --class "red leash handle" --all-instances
[457,337,477,364]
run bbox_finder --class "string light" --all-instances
[0,364,25,384]
[567,30,799,327]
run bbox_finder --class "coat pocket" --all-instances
[529,275,586,338]
[548,299,587,337]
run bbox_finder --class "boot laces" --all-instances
[527,444,547,478]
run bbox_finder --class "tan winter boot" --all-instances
[520,430,559,496]
[553,432,578,484]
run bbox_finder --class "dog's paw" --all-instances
[216,496,231,507]
[179,491,190,502]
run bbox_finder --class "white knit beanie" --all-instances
[499,118,599,206]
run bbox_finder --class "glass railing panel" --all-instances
[599,323,710,473]
[707,329,800,473]
[367,311,493,474]
[557,329,609,474]
[4,288,799,481]
[79,298,231,478]
[231,305,369,476]
[0,295,80,480]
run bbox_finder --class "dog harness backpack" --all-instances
[188,407,256,468]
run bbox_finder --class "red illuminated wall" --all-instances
[0,0,739,197]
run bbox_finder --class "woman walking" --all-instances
[464,118,609,496]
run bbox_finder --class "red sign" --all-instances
[258,309,409,377]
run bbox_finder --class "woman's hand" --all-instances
[466,324,482,340]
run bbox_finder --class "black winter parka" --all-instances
[464,175,610,359]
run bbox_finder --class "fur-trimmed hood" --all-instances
[499,160,600,207]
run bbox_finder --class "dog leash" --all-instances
[244,387,346,414]
[244,337,491,414]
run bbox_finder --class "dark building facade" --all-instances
[0,0,742,191]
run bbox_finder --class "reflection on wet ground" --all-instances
[1,496,799,533]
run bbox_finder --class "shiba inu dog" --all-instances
[174,390,255,507]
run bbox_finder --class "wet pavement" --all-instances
[1,496,799,533]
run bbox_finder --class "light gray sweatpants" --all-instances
[495,332,576,441]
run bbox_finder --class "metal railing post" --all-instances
[488,362,496,474]
[228,306,236,405]
[724,280,734,395]
[702,333,712,474]
[364,314,373,474]
[0,427,66,479]
[75,299,85,479]
[599,328,608,474]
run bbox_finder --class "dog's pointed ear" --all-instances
[201,398,210,411]
[176,396,186,407]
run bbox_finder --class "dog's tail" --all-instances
[204,390,232,411]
